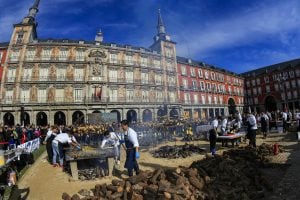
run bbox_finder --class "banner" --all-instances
[17,138,40,153]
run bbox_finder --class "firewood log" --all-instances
[175,168,181,174]
[186,168,198,178]
[100,184,108,195]
[176,176,187,186]
[125,181,131,192]
[189,176,204,190]
[158,180,171,192]
[111,192,123,199]
[128,172,148,184]
[71,194,81,200]
[107,185,123,193]
[94,184,102,197]
[163,191,172,199]
[62,193,71,200]
[112,179,125,187]
[144,184,158,194]
[150,168,162,184]
[132,183,144,193]
[131,192,143,200]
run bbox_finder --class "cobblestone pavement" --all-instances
[266,132,300,200]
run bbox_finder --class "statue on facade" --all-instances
[48,87,55,102]
[49,65,56,80]
[30,85,37,102]
[66,65,74,80]
[65,86,73,102]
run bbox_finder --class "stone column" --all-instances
[138,107,142,123]
[67,110,72,125]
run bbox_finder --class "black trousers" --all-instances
[249,129,257,147]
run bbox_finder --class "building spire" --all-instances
[28,0,40,18]
[157,9,166,35]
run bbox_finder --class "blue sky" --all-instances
[1,0,300,73]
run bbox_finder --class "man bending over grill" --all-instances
[52,129,80,168]
[101,130,121,165]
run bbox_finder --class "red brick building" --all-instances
[242,59,300,113]
[0,43,8,82]
[177,57,244,120]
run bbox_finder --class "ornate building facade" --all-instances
[0,0,244,126]
[177,57,244,120]
[0,43,8,83]
[242,59,300,113]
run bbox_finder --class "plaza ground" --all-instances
[11,131,300,200]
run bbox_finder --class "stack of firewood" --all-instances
[152,143,206,159]
[63,144,283,200]
[63,167,211,200]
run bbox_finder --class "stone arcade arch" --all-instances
[142,109,152,122]
[110,110,121,122]
[72,111,84,125]
[265,96,277,112]
[21,112,30,126]
[36,112,48,126]
[54,111,66,126]
[3,112,14,126]
[126,110,137,123]
[169,108,179,120]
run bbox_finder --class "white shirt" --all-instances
[212,119,218,128]
[247,114,258,130]
[282,112,287,121]
[262,114,269,121]
[296,112,300,120]
[53,133,72,144]
[101,132,120,148]
[125,127,139,147]
[221,118,227,128]
[44,129,53,142]
[237,113,242,122]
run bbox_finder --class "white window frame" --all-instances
[25,50,36,61]
[125,71,134,83]
[74,89,83,102]
[38,89,47,103]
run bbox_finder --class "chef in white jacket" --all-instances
[101,130,121,165]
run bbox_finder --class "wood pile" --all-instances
[63,144,284,200]
[78,167,107,181]
[152,143,206,159]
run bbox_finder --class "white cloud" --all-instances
[174,0,300,59]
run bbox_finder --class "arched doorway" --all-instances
[72,111,84,125]
[169,109,179,120]
[228,98,236,115]
[265,96,277,112]
[126,110,137,123]
[36,112,48,126]
[21,112,30,126]
[157,109,164,122]
[3,112,14,126]
[142,109,152,122]
[111,110,121,122]
[54,111,66,125]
